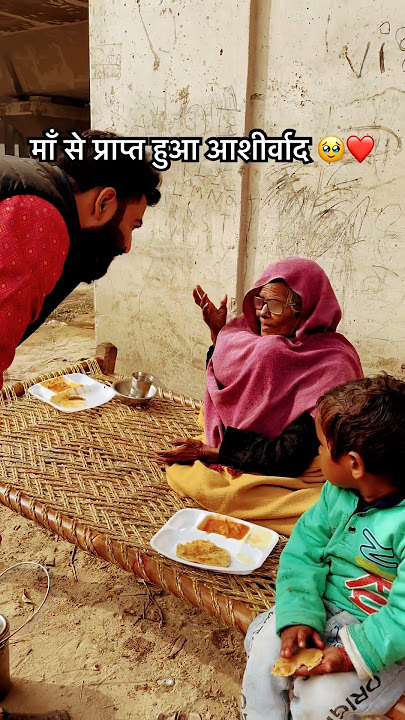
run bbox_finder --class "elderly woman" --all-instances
[158,258,363,534]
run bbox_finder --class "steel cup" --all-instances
[130,371,155,399]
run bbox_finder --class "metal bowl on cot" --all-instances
[112,377,158,406]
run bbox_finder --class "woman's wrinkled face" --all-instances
[255,281,300,337]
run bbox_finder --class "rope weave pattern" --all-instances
[0,360,285,622]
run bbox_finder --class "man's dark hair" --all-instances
[56,129,161,206]
[317,374,405,486]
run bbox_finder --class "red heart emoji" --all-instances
[346,135,374,163]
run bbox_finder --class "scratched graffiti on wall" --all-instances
[99,82,242,139]
[340,22,405,76]
[91,44,122,80]
[254,123,404,311]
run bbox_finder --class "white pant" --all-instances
[241,607,405,720]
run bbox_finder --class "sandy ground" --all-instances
[3,286,95,385]
[0,285,244,720]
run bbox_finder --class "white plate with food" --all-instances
[28,374,115,413]
[150,509,279,575]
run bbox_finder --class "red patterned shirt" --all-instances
[0,194,70,386]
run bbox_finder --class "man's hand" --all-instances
[156,438,220,465]
[294,645,354,676]
[193,285,227,344]
[280,625,324,659]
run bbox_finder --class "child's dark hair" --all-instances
[56,129,161,206]
[317,374,405,486]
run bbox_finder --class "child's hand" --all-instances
[294,646,354,675]
[280,625,324,658]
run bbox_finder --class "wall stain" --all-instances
[379,42,385,72]
[325,13,330,53]
[136,0,160,71]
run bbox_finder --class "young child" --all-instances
[241,375,405,720]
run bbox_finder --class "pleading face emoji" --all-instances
[318,136,345,163]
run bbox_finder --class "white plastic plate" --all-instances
[28,373,116,413]
[150,508,279,575]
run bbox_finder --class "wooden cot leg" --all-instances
[95,342,117,375]
[386,696,405,720]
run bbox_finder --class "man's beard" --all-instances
[79,205,126,284]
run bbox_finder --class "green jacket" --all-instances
[275,482,405,674]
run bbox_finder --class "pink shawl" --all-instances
[204,258,363,448]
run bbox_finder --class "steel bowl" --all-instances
[112,378,157,406]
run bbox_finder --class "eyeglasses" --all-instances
[252,296,300,316]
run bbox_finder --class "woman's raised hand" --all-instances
[193,285,227,344]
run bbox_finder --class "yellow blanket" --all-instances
[166,410,325,536]
[166,457,324,536]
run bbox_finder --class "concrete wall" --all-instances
[91,0,405,397]
[246,2,405,378]
[90,0,250,397]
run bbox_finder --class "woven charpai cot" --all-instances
[0,358,286,633]
[1,359,404,720]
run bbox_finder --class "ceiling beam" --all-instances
[62,0,88,7]
[0,18,88,37]
[0,10,49,29]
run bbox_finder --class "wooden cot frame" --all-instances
[0,342,404,719]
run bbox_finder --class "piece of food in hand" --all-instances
[271,648,323,676]
[51,388,87,409]
[41,377,81,393]
[176,539,231,567]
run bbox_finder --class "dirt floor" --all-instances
[0,285,244,720]
[3,286,95,385]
